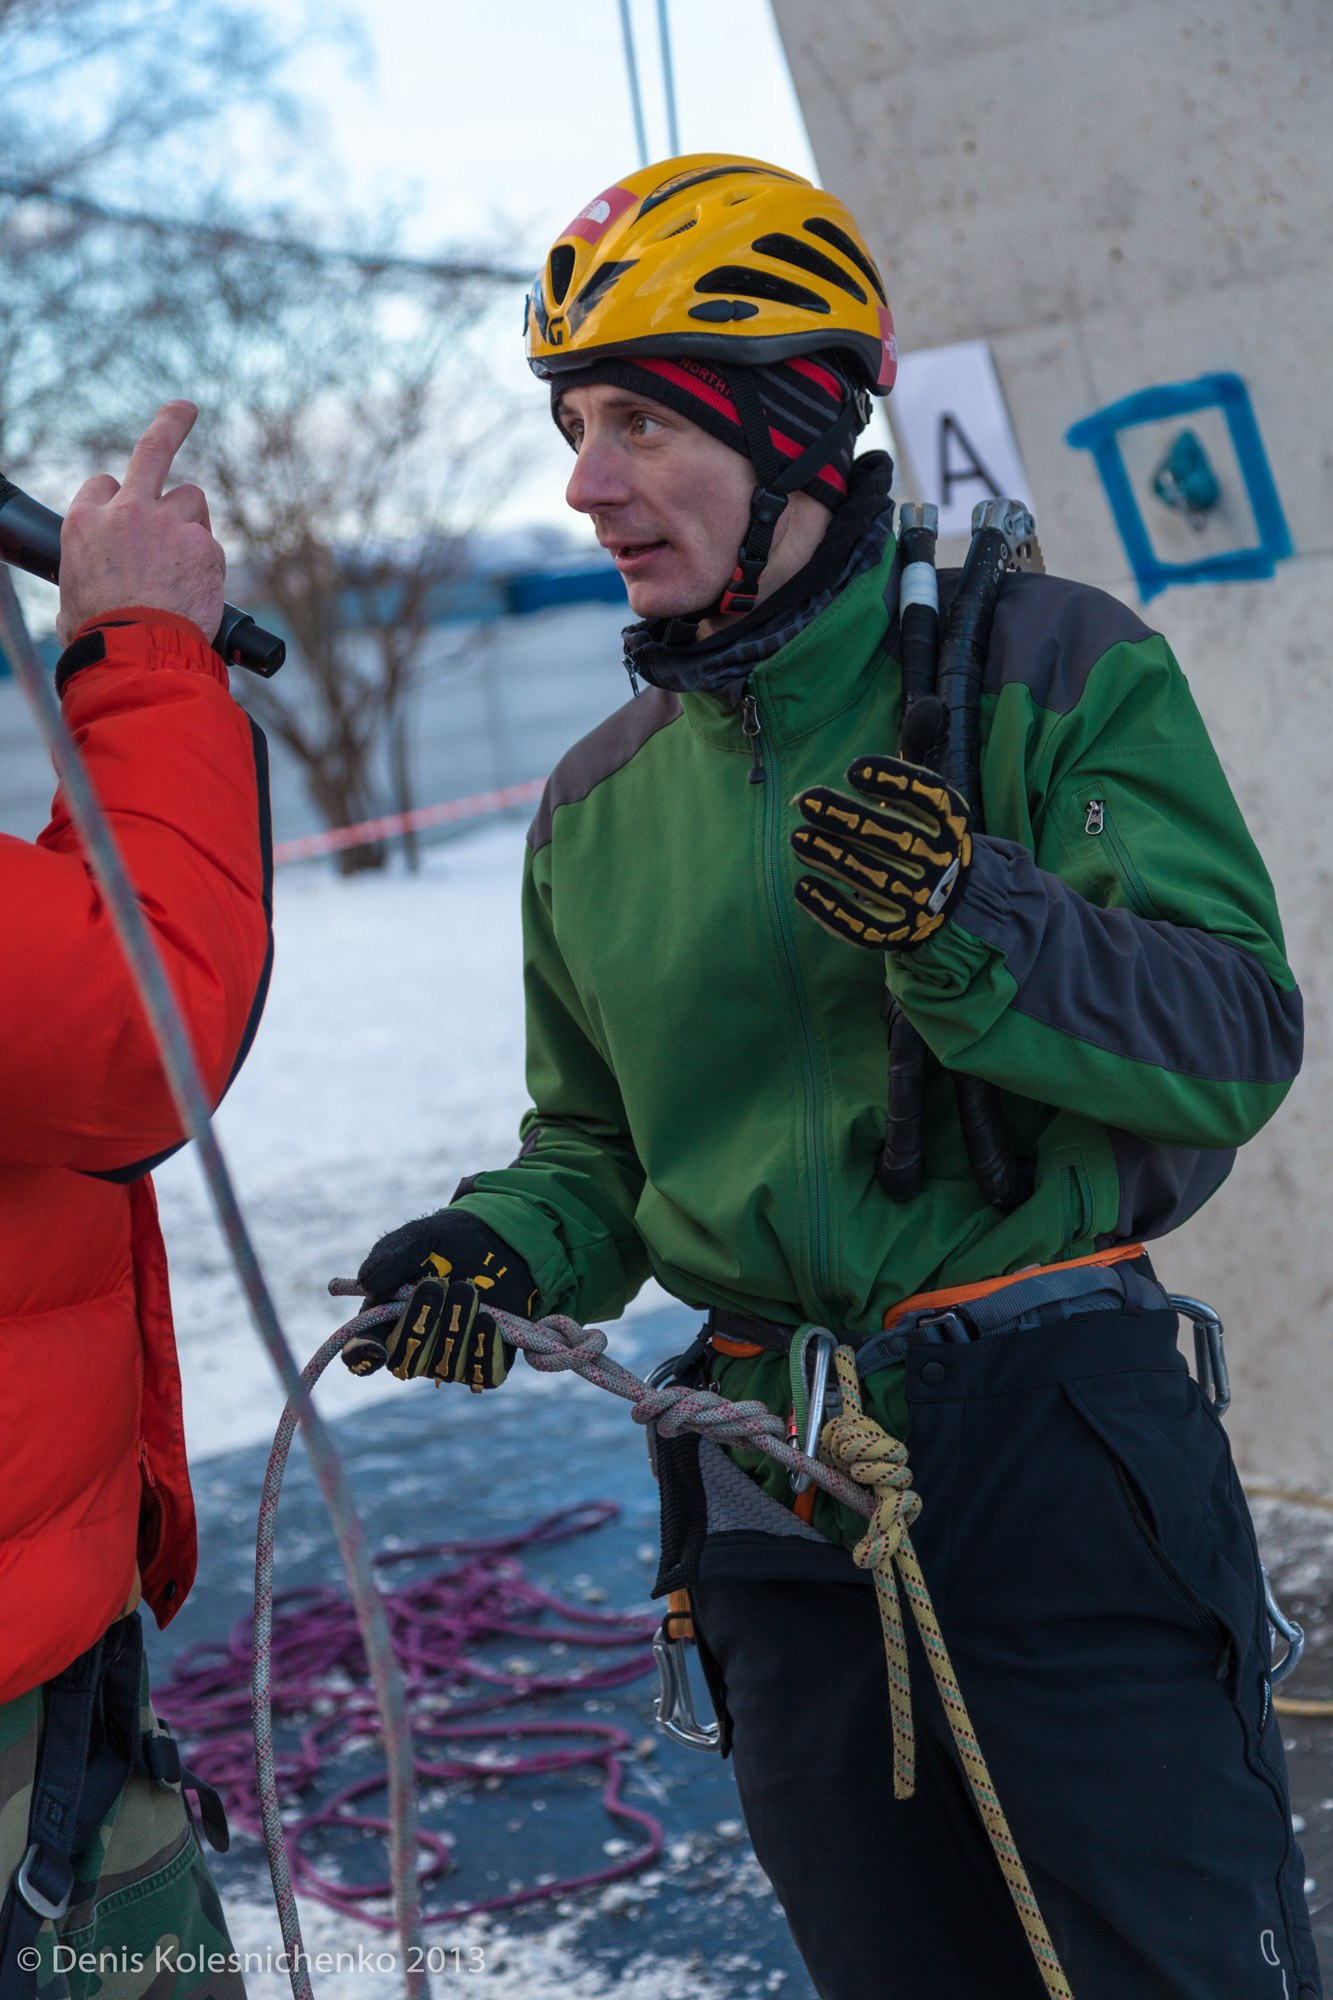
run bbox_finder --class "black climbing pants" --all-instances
[691,1309,1322,2000]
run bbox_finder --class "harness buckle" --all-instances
[16,1841,73,1923]
[651,1625,721,1753]
[916,1309,970,1344]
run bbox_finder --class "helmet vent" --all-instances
[801,217,888,305]
[547,243,577,307]
[750,232,867,304]
[569,258,638,328]
[694,264,830,314]
[639,162,773,218]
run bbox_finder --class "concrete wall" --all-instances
[772,0,1333,1483]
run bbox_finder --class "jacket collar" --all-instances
[679,541,900,751]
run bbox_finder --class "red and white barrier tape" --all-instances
[272,779,546,865]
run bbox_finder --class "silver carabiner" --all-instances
[1261,1561,1306,1686]
[791,1327,838,1494]
[652,1624,721,1753]
[1168,1294,1231,1417]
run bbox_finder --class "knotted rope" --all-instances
[819,1344,1071,2000]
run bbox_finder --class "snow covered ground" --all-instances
[154,818,675,1463]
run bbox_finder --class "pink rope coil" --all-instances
[157,1500,663,1925]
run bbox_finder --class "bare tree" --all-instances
[2,1,531,873]
[0,0,326,474]
[82,230,527,871]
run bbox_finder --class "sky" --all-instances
[258,0,830,531]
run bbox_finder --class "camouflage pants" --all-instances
[0,1623,243,2000]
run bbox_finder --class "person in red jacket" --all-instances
[0,403,273,1997]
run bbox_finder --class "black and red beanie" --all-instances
[551,352,867,510]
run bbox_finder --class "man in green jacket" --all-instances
[358,156,1317,2000]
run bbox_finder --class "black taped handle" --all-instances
[936,525,1011,806]
[0,471,285,676]
[877,994,929,1203]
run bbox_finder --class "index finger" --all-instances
[120,400,199,500]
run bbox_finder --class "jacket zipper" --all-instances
[1085,797,1160,920]
[1114,1461,1232,1679]
[746,682,837,1324]
[741,687,766,783]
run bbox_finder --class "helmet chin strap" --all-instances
[661,371,869,643]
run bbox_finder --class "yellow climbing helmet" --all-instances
[525,153,896,396]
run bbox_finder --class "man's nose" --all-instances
[565,436,632,515]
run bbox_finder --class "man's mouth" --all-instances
[607,539,668,571]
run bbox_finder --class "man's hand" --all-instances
[57,401,225,646]
[347,1209,539,1392]
[790,755,973,951]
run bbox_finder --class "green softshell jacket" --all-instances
[458,546,1302,1549]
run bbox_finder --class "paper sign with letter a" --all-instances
[891,339,1033,537]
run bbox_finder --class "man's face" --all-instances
[558,381,760,620]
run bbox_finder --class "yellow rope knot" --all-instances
[815,1345,1073,2000]
[821,1408,922,1571]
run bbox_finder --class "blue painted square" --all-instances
[1066,373,1292,601]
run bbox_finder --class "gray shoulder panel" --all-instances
[984,572,1157,717]
[527,687,683,852]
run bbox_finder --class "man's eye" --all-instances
[631,413,664,437]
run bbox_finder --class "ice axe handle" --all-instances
[0,472,285,677]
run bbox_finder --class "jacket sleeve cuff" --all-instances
[885,835,1027,1003]
[57,609,223,696]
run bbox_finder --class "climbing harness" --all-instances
[0,1614,227,2000]
[880,494,1043,1212]
[331,1280,1077,2000]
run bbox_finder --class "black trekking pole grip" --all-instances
[0,472,285,677]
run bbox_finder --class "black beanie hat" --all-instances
[551,352,866,510]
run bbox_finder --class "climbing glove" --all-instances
[347,1208,538,1391]
[790,754,973,952]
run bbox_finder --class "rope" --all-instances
[326,1286,1073,1999]
[327,1284,879,1524]
[819,1347,1071,1999]
[0,573,431,2000]
[157,1476,665,1922]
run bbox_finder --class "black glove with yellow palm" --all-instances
[347,1208,538,1391]
[790,700,973,951]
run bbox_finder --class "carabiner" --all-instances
[652,1623,721,1753]
[791,1327,838,1494]
[1168,1294,1231,1417]
[1261,1561,1307,1685]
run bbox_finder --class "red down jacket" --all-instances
[0,608,273,1703]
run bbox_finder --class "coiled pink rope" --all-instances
[158,1495,663,1924]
